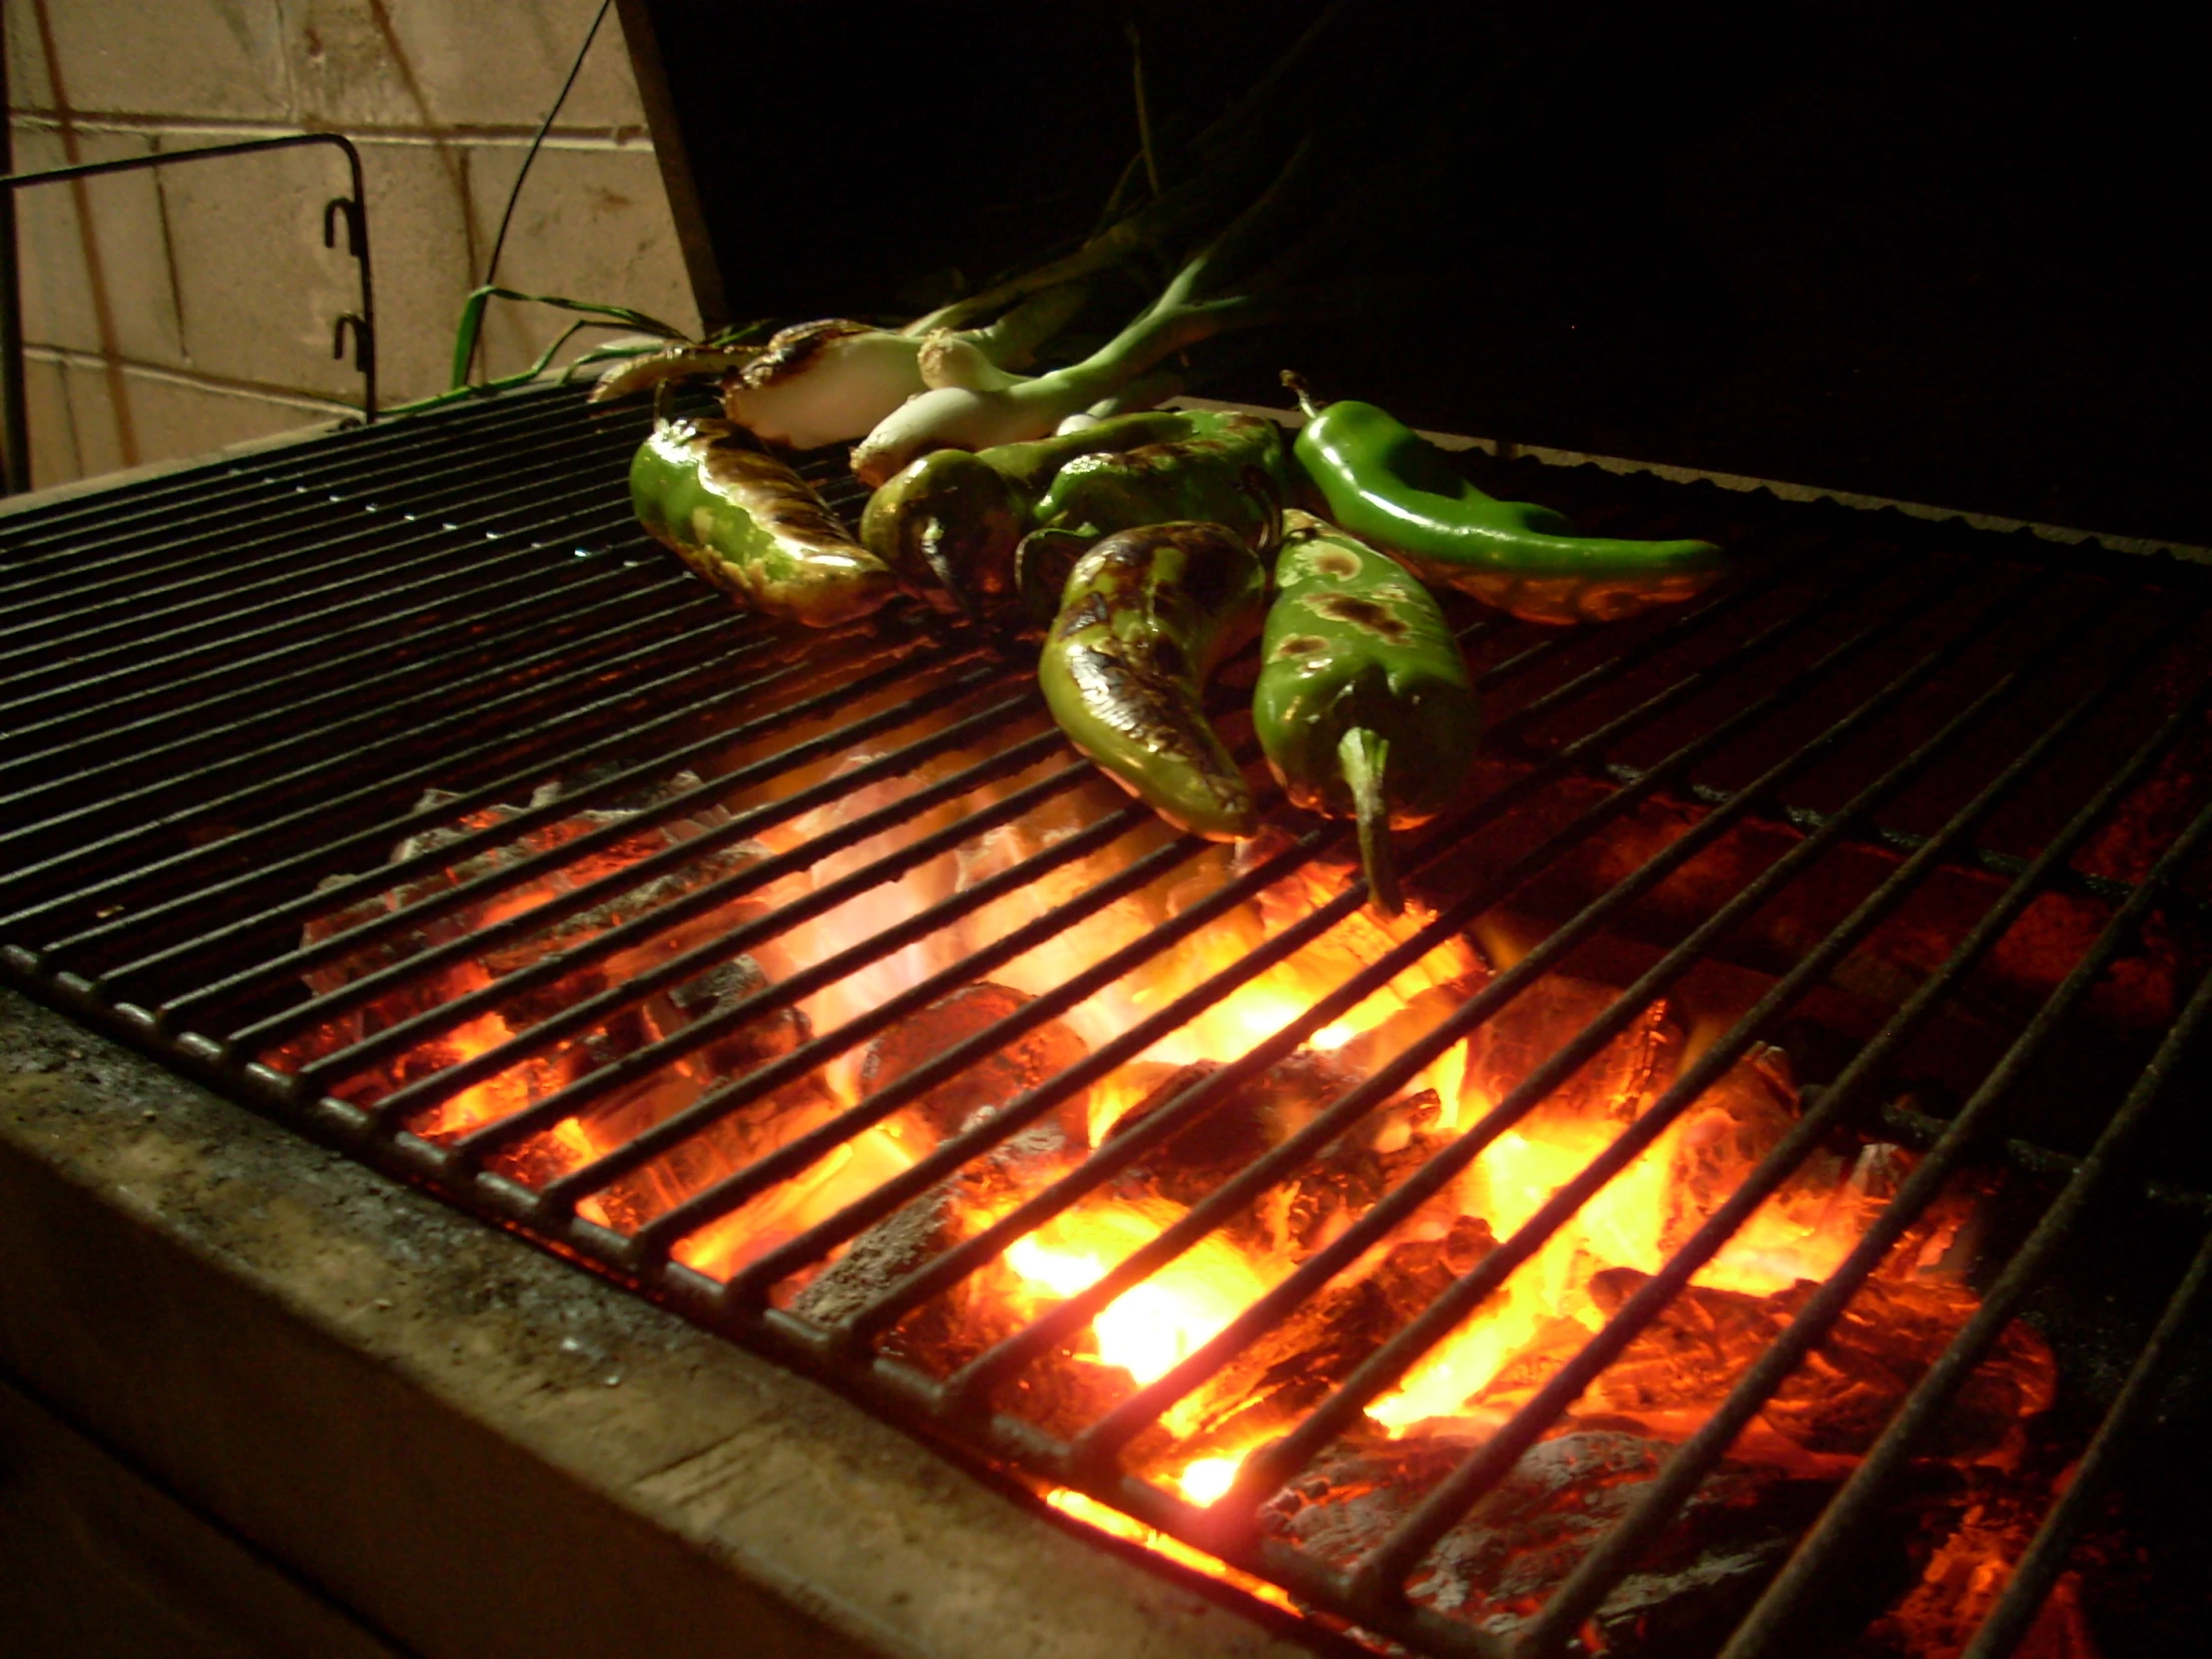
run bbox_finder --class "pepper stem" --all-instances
[1280,367,1326,421]
[1339,726,1401,917]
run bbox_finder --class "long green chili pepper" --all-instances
[859,409,1206,615]
[1286,376,1726,626]
[631,416,899,627]
[1038,519,1271,840]
[1032,409,1290,548]
[1254,510,1477,915]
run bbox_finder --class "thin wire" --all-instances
[470,0,616,375]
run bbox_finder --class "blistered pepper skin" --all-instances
[859,410,1212,613]
[1293,398,1725,625]
[1255,511,1476,911]
[631,418,898,627]
[1034,410,1289,551]
[1038,521,1270,840]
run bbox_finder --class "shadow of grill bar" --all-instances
[6,383,2210,1659]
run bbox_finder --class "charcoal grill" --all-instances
[6,380,2212,1659]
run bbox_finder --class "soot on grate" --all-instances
[6,384,2212,1659]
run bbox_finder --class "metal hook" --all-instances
[322,196,362,256]
[332,312,371,370]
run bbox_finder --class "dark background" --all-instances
[627,1,2208,545]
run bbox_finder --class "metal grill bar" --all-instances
[1,600,741,925]
[0,403,632,628]
[392,724,1097,1155]
[670,551,1905,1314]
[1087,572,2121,1489]
[0,385,589,582]
[0,441,639,673]
[1519,782,2212,1657]
[122,638,949,1006]
[1713,932,2212,1658]
[905,563,2016,1430]
[1957,1223,2212,1659]
[10,385,2212,1659]
[1349,590,2212,1604]
[265,662,1024,1080]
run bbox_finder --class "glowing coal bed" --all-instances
[271,697,2074,1659]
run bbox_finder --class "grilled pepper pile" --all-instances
[856,410,1194,614]
[631,416,899,627]
[1288,382,1726,626]
[859,407,1286,619]
[629,339,1731,914]
[1037,520,1270,840]
[1255,510,1477,913]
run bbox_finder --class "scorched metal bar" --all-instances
[0,395,634,623]
[0,602,751,942]
[0,519,673,762]
[255,661,1026,1080]
[0,557,694,807]
[1715,942,2212,1657]
[1518,776,2212,1657]
[0,589,738,921]
[918,561,2035,1432]
[1958,1222,2212,1659]
[1,542,680,830]
[0,386,600,588]
[122,638,966,1008]
[0,445,639,672]
[1345,588,2212,1610]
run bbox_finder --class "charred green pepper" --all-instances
[1287,378,1725,626]
[1038,520,1270,840]
[1031,410,1290,549]
[859,409,1205,614]
[632,416,899,627]
[1255,511,1477,914]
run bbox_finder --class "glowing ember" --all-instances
[290,732,2071,1659]
[1005,1198,1280,1388]
[1176,1455,1243,1506]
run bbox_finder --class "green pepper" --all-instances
[1032,409,1290,550]
[1287,380,1725,626]
[859,410,1208,615]
[1254,510,1477,914]
[1038,520,1270,840]
[631,416,900,627]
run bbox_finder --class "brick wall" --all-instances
[5,0,700,489]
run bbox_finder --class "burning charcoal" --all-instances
[1104,1049,1367,1202]
[1869,1463,2101,1659]
[287,776,777,1074]
[1661,1043,1801,1252]
[857,981,1091,1141]
[1337,969,1490,1080]
[1575,1267,2054,1457]
[1460,973,1682,1133]
[792,1122,1084,1363]
[1264,1429,1840,1658]
[1165,1217,1497,1470]
[644,954,810,1079]
[1104,1054,1458,1261]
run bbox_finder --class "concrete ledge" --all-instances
[0,986,1315,1659]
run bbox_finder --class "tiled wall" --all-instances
[5,0,701,489]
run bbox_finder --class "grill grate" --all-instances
[7,382,2212,1659]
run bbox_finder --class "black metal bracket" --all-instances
[0,131,378,496]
